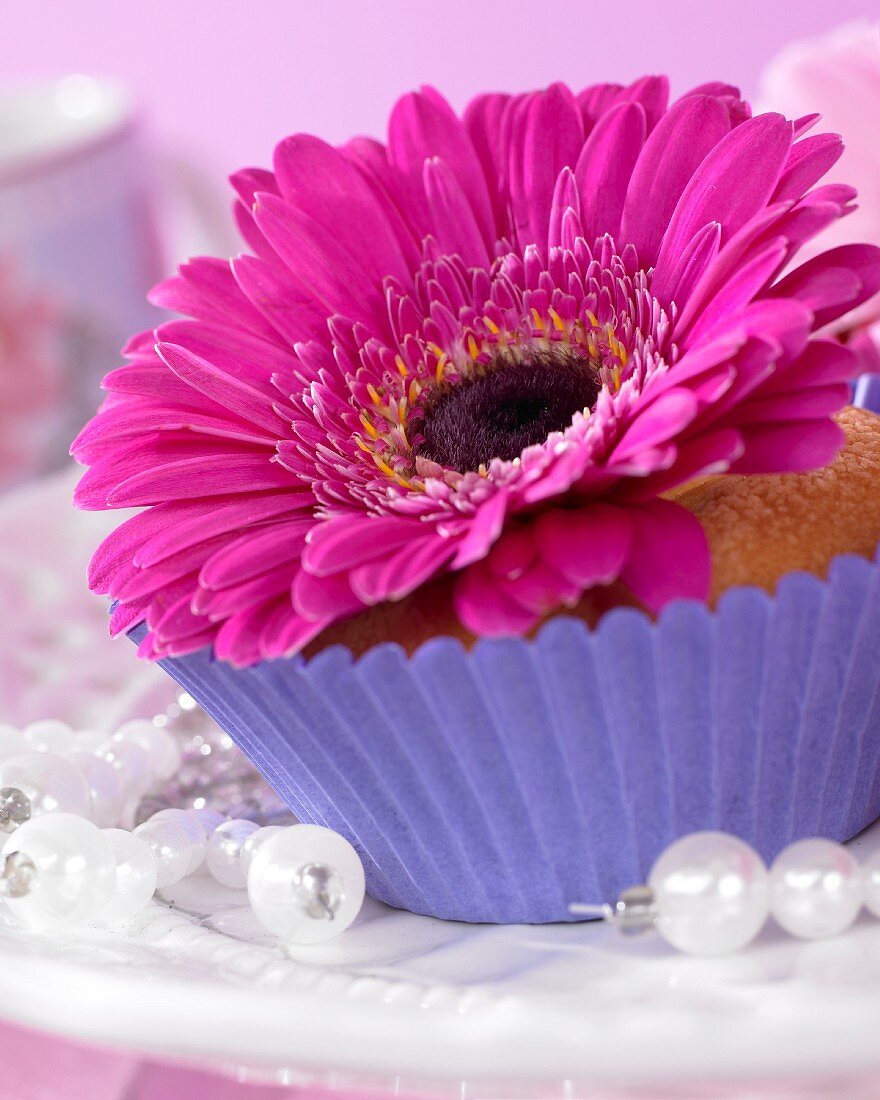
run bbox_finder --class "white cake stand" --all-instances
[1,822,880,1098]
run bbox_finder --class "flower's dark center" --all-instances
[412,349,601,473]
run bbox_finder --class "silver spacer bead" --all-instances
[612,884,658,934]
[0,788,31,835]
[293,861,345,922]
[0,851,37,899]
[568,883,658,932]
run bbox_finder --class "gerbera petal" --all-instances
[771,132,844,204]
[621,94,730,266]
[106,453,294,507]
[423,157,490,267]
[681,238,789,346]
[451,489,509,569]
[388,86,495,249]
[508,83,584,250]
[497,558,580,615]
[253,193,388,330]
[462,92,513,236]
[611,75,670,133]
[349,533,455,605]
[273,133,412,287]
[156,342,288,434]
[453,560,539,636]
[769,244,880,330]
[609,389,701,464]
[200,522,310,590]
[292,568,365,623]
[575,101,646,243]
[731,418,845,474]
[303,514,418,577]
[534,505,634,588]
[619,500,711,612]
[654,113,792,282]
[231,254,328,346]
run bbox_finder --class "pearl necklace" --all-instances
[3,716,880,954]
[0,718,364,944]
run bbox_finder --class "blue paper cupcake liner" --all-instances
[134,544,880,924]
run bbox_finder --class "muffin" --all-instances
[75,76,880,921]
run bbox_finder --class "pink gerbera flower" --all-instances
[73,77,880,667]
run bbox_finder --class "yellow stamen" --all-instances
[375,457,396,478]
[531,308,544,332]
[467,334,481,359]
[359,412,379,439]
[484,316,501,335]
[395,354,409,377]
[586,310,599,329]
[548,308,566,333]
[366,383,383,407]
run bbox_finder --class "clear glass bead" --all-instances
[66,752,124,829]
[770,838,862,939]
[1,814,115,932]
[132,818,192,888]
[0,752,92,822]
[862,849,880,919]
[206,819,259,888]
[95,739,153,800]
[22,720,74,754]
[96,829,158,925]
[111,720,182,784]
[648,831,770,956]
[150,809,207,874]
[0,725,24,762]
[240,826,284,878]
[0,787,31,834]
[248,825,365,944]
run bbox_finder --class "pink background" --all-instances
[2,0,877,180]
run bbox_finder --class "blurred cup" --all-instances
[0,75,164,484]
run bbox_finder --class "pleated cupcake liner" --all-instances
[132,544,880,924]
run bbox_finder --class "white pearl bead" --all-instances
[0,752,92,821]
[95,739,153,800]
[132,818,192,888]
[248,825,365,945]
[111,720,182,784]
[96,830,158,925]
[66,752,124,829]
[1,814,115,932]
[240,826,284,878]
[0,726,24,762]
[69,730,107,754]
[770,838,862,939]
[206,819,259,888]
[150,809,207,874]
[648,831,770,956]
[22,720,74,754]
[193,808,226,833]
[862,849,880,918]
